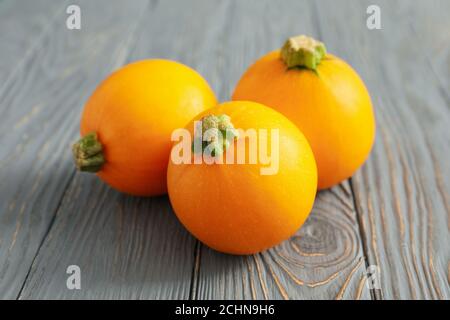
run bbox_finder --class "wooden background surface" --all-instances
[0,0,448,300]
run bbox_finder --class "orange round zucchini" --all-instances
[233,35,376,189]
[167,101,317,254]
[73,59,217,196]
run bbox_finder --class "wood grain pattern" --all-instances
[0,0,67,80]
[401,0,449,93]
[0,0,149,299]
[19,177,196,299]
[314,0,449,299]
[196,183,372,300]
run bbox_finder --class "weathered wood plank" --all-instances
[18,0,245,299]
[196,183,372,300]
[19,177,196,299]
[400,0,449,95]
[314,0,449,299]
[193,0,372,300]
[0,0,148,299]
[0,0,67,81]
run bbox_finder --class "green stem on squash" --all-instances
[72,132,105,172]
[192,114,239,157]
[280,35,327,70]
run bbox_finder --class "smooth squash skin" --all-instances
[167,101,317,255]
[75,59,217,196]
[232,36,376,189]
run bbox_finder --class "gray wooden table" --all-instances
[0,0,448,300]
